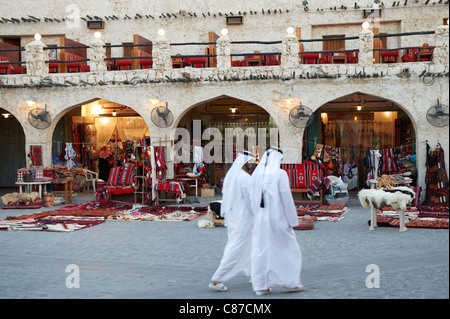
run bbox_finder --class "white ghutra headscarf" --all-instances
[247,147,284,213]
[220,151,256,217]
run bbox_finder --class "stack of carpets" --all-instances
[376,205,448,229]
[296,205,349,221]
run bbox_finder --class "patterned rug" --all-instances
[113,205,208,222]
[377,206,449,229]
[296,205,349,221]
[0,216,105,232]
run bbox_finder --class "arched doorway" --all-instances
[304,92,417,190]
[0,108,26,188]
[51,99,150,182]
[175,96,279,188]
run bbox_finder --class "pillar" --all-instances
[281,27,300,69]
[216,29,231,69]
[88,33,107,74]
[358,27,374,67]
[25,35,48,77]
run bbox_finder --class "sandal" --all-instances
[256,288,272,296]
[209,282,229,292]
[281,285,304,293]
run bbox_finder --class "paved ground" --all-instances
[0,190,448,305]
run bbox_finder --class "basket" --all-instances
[325,186,349,206]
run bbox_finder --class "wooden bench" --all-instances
[282,162,325,205]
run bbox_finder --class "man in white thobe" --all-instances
[247,147,303,296]
[209,151,256,292]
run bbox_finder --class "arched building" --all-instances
[0,0,448,203]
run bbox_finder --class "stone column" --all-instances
[88,34,107,74]
[432,25,449,66]
[25,36,48,77]
[280,29,300,68]
[152,31,172,73]
[358,28,374,67]
[216,30,231,69]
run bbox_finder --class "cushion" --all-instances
[108,167,122,186]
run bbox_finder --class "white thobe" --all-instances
[211,169,253,282]
[251,169,302,291]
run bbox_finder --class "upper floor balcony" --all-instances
[0,22,448,87]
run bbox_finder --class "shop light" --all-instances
[286,27,294,35]
[362,22,370,30]
[158,29,165,37]
[92,102,103,115]
[284,98,294,104]
[112,110,117,117]
[2,113,10,118]
[221,28,229,36]
[230,108,237,113]
[26,101,35,107]
[34,33,41,41]
[150,98,159,105]
[94,31,102,39]
[357,105,362,111]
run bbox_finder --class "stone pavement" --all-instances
[0,191,448,303]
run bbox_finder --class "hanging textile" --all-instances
[380,148,399,174]
[193,146,204,174]
[154,146,167,178]
[424,143,449,205]
[64,143,77,170]
[29,145,43,166]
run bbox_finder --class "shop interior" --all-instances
[304,92,417,190]
[176,96,278,188]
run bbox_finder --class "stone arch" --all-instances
[310,90,423,189]
[0,108,26,186]
[44,96,151,167]
[170,93,284,159]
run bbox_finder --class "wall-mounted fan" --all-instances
[426,99,449,128]
[28,105,51,129]
[151,102,173,128]
[289,102,314,128]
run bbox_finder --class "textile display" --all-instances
[296,205,349,221]
[155,181,186,201]
[381,148,399,174]
[424,143,449,205]
[64,143,77,170]
[113,205,208,221]
[6,200,133,220]
[29,145,43,166]
[376,206,448,229]
[0,216,105,232]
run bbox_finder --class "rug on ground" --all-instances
[113,205,208,221]
[296,205,349,222]
[2,200,208,231]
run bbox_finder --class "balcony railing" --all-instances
[0,28,446,77]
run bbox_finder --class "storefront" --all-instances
[176,96,278,187]
[304,93,417,189]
